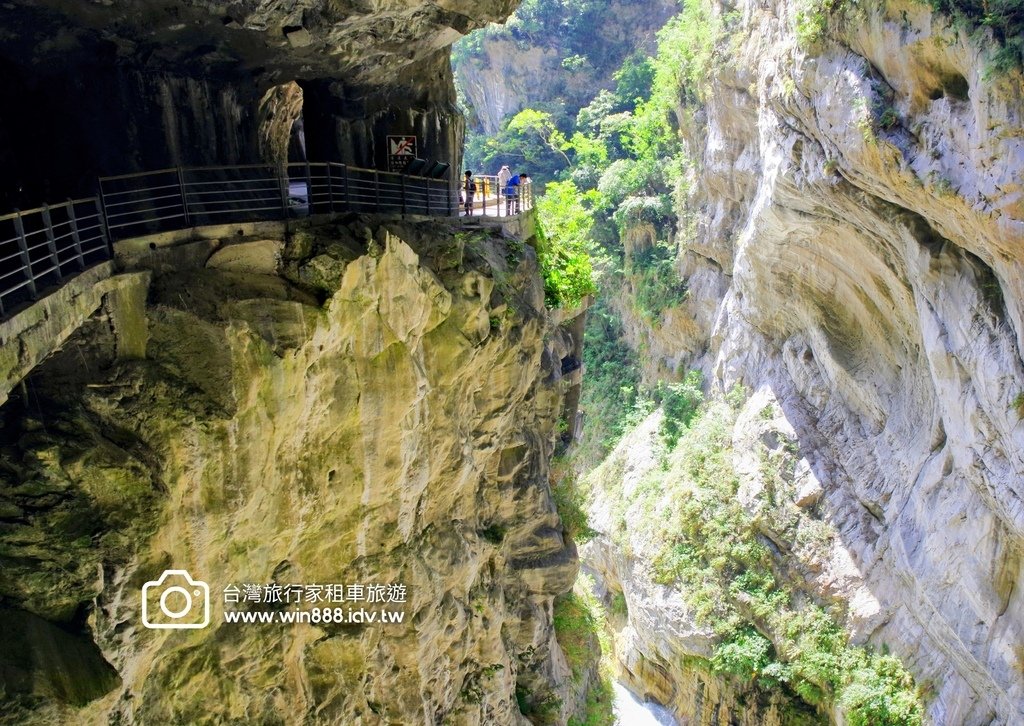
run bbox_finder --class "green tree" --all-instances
[536,180,600,308]
[465,107,574,181]
[613,52,656,109]
[507,109,573,166]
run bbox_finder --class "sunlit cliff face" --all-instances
[578,0,1024,723]
[1,217,588,725]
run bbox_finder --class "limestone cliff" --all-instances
[0,0,520,205]
[584,0,1024,723]
[0,216,588,724]
[453,0,677,136]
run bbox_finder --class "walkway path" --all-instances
[458,174,534,218]
[0,161,534,322]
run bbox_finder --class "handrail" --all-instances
[0,160,535,322]
[459,174,535,217]
[0,197,109,317]
[0,197,100,223]
[98,167,181,183]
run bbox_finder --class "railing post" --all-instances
[425,178,431,216]
[374,169,381,210]
[96,184,113,252]
[279,164,289,219]
[400,174,406,216]
[66,199,85,270]
[41,204,62,282]
[304,160,313,214]
[342,164,350,212]
[177,166,190,227]
[12,210,38,300]
[326,164,335,213]
[447,181,453,217]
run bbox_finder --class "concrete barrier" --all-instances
[0,263,150,406]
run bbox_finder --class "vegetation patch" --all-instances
[620,396,925,724]
[654,370,704,448]
[553,574,616,726]
[927,0,1024,74]
[536,181,599,308]
[573,294,652,469]
[795,0,854,47]
[550,456,597,544]
[554,592,600,683]
[515,687,562,724]
[628,239,688,323]
[1012,391,1024,419]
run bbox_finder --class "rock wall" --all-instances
[0,215,587,725]
[587,0,1024,723]
[0,0,513,205]
[454,0,677,135]
[584,397,841,725]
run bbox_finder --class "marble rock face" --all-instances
[587,0,1024,723]
[0,218,586,725]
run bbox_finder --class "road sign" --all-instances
[387,135,417,172]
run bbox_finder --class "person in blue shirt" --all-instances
[505,172,521,215]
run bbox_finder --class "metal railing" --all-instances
[0,198,111,317]
[0,161,535,321]
[98,162,455,239]
[458,175,535,217]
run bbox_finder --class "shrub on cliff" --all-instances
[550,458,597,545]
[656,370,704,448]
[554,574,616,726]
[645,0,721,106]
[627,238,688,323]
[926,0,1024,73]
[573,298,649,468]
[636,398,924,724]
[536,180,599,308]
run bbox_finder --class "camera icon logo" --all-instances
[141,570,210,629]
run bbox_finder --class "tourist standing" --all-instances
[463,170,476,216]
[497,165,511,215]
[506,172,521,215]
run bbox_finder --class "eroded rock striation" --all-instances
[586,0,1024,723]
[0,216,586,724]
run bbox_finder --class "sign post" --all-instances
[387,135,417,173]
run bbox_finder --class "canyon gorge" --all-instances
[455,0,1023,723]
